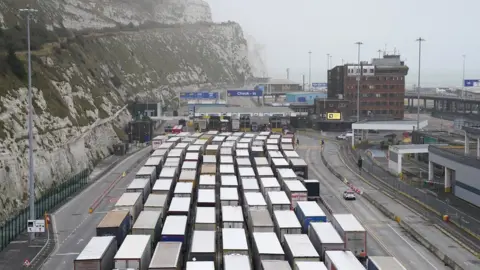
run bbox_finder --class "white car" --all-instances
[336,131,353,140]
[343,190,356,200]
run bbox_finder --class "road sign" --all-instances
[327,112,341,120]
[464,79,480,87]
[179,92,218,99]
[227,90,263,97]
[27,219,45,233]
[312,83,327,88]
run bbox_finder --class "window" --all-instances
[363,69,367,73]
[383,85,388,89]
[369,85,375,89]
[370,69,374,73]
[375,94,381,98]
[389,85,395,89]
[339,103,346,108]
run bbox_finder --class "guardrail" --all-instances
[320,147,475,269]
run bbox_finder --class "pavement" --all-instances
[297,134,451,270]
[40,146,151,270]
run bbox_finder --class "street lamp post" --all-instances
[19,5,38,242]
[462,55,466,100]
[326,53,330,70]
[355,42,363,122]
[416,37,425,130]
[308,51,312,91]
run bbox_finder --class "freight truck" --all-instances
[331,214,367,259]
[74,236,117,270]
[295,201,327,233]
[308,222,344,260]
[367,256,407,270]
[114,235,152,270]
[324,250,365,270]
[96,210,131,247]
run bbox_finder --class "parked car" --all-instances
[336,131,354,140]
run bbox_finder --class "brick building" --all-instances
[328,55,409,120]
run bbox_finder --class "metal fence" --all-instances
[356,149,480,239]
[0,169,90,252]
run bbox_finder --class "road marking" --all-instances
[306,148,395,257]
[9,240,28,244]
[77,239,84,245]
[50,148,150,256]
[388,224,438,269]
[54,253,79,256]
[316,140,440,269]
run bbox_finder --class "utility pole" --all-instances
[416,37,425,130]
[286,68,290,80]
[20,5,38,242]
[308,51,312,91]
[302,75,305,91]
[355,42,363,122]
[329,55,332,69]
[377,49,382,58]
[341,58,344,65]
[462,55,466,100]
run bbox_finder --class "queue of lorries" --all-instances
[73,131,406,270]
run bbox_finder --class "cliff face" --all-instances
[0,0,252,220]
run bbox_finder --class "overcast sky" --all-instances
[206,0,479,88]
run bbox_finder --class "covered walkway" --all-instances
[388,144,430,175]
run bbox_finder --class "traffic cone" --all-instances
[122,172,126,177]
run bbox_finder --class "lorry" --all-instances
[114,192,143,223]
[367,256,407,270]
[308,222,344,260]
[74,236,117,270]
[295,201,327,233]
[96,210,131,247]
[132,211,162,245]
[283,234,320,267]
[148,242,182,270]
[188,230,216,262]
[114,234,152,270]
[324,250,365,270]
[331,214,367,259]
[252,232,286,270]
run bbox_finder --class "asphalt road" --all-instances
[41,147,151,270]
[321,138,480,269]
[297,134,450,270]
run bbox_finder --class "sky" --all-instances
[205,0,480,88]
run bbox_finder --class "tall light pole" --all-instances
[329,55,332,69]
[355,42,363,122]
[416,37,425,130]
[20,5,38,242]
[286,68,290,80]
[308,51,312,90]
[341,58,344,65]
[377,49,382,58]
[462,55,466,100]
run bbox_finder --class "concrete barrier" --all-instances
[320,148,467,270]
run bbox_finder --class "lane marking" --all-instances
[54,253,79,256]
[315,139,440,269]
[50,148,150,257]
[301,137,442,269]
[388,224,438,269]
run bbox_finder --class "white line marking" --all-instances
[388,224,438,269]
[54,252,79,256]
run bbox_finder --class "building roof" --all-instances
[195,106,293,114]
[286,92,326,96]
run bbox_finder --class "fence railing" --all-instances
[0,169,90,252]
[357,149,480,239]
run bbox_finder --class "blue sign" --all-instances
[312,83,328,88]
[464,80,480,87]
[180,92,218,99]
[227,90,263,97]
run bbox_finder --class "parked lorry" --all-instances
[114,234,152,270]
[96,210,131,247]
[367,256,407,270]
[308,222,344,259]
[331,214,367,259]
[295,201,327,233]
[324,250,365,270]
[149,242,182,270]
[74,236,117,270]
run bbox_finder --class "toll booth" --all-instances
[240,115,251,132]
[269,116,290,133]
[290,115,307,129]
[128,119,154,143]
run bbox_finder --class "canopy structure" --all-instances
[388,144,430,175]
[351,120,428,146]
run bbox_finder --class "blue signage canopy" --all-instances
[312,83,328,88]
[227,90,263,97]
[464,79,480,87]
[180,92,218,99]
